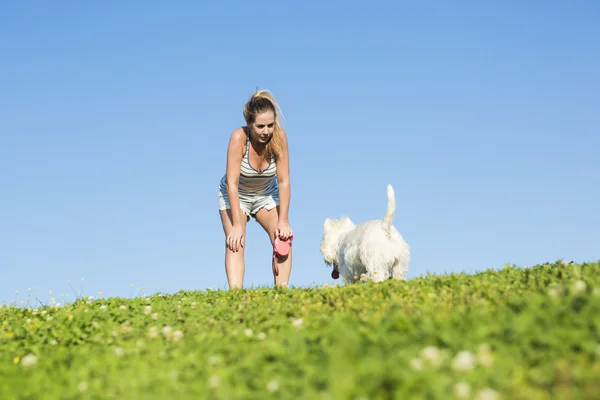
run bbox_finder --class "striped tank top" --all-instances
[219,129,278,196]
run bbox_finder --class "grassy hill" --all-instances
[1,260,599,399]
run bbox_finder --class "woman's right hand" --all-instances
[227,225,244,252]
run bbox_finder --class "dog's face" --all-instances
[319,216,354,276]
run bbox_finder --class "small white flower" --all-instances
[476,388,500,400]
[119,305,126,310]
[88,296,94,300]
[162,326,173,337]
[151,313,159,320]
[409,357,423,371]
[266,379,280,392]
[420,346,443,367]
[572,280,586,294]
[114,347,124,357]
[20,354,38,368]
[78,381,88,393]
[172,330,184,342]
[144,306,152,315]
[50,339,57,346]
[292,318,303,327]
[476,344,494,367]
[99,305,107,310]
[191,302,197,309]
[549,286,563,298]
[454,382,471,398]
[148,327,159,339]
[244,329,253,337]
[208,355,222,366]
[209,375,221,388]
[145,297,151,303]
[257,332,267,340]
[452,350,476,372]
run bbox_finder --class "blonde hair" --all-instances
[243,89,285,162]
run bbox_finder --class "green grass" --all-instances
[1,260,599,399]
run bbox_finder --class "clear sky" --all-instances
[2,1,599,306]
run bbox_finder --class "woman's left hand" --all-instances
[276,220,293,241]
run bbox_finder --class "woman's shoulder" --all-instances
[230,126,248,140]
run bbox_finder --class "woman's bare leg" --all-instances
[254,206,292,287]
[219,209,248,289]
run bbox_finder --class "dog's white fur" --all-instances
[320,184,410,284]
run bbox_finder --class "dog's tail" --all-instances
[383,184,396,237]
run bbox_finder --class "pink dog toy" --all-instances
[273,235,293,257]
[272,235,293,276]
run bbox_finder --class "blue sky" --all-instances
[2,1,599,306]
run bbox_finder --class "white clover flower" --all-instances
[454,382,471,398]
[476,344,494,367]
[172,330,184,342]
[420,346,443,367]
[191,302,197,309]
[257,332,267,340]
[20,354,38,368]
[119,305,127,310]
[409,357,423,371]
[572,280,586,294]
[99,305,107,310]
[114,347,124,357]
[292,318,303,327]
[452,350,476,372]
[145,297,151,304]
[162,326,173,337]
[207,355,222,366]
[266,379,280,392]
[78,381,88,393]
[244,329,253,337]
[476,388,500,400]
[209,375,221,388]
[151,313,159,320]
[148,327,159,339]
[144,306,152,315]
[549,286,563,298]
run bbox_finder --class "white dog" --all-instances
[319,184,410,284]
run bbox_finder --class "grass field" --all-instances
[1,260,599,399]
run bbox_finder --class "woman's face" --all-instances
[250,110,275,144]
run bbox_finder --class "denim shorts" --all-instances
[218,187,279,219]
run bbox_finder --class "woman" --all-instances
[218,89,293,289]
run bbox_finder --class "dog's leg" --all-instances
[391,262,408,280]
[365,263,390,283]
